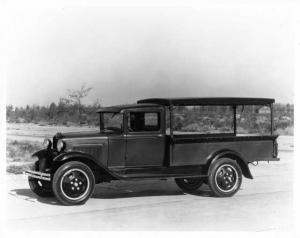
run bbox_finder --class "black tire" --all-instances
[52,161,95,206]
[208,158,242,197]
[28,177,54,197]
[175,177,204,192]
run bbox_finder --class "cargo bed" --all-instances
[169,134,279,166]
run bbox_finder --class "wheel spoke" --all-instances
[217,168,225,178]
[68,172,75,181]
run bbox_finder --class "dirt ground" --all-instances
[4,124,294,231]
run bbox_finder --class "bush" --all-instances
[6,139,42,162]
[182,123,201,132]
[275,126,294,136]
[6,163,34,174]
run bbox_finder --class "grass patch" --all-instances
[6,163,34,174]
[6,139,42,163]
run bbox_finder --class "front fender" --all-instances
[32,149,53,159]
[32,149,54,172]
[207,149,253,179]
[52,151,121,180]
[53,151,100,165]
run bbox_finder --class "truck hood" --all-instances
[53,131,109,166]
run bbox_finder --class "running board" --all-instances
[110,165,207,179]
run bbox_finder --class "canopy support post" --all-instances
[170,104,174,139]
[169,104,174,165]
[233,105,237,135]
[270,104,274,135]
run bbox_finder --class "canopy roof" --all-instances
[97,97,275,112]
[137,97,275,106]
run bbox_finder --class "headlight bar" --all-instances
[24,170,51,181]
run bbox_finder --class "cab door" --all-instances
[125,108,166,167]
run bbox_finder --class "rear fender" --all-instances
[207,150,253,179]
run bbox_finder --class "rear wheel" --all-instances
[175,177,204,192]
[52,161,95,205]
[208,158,242,197]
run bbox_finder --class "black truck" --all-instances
[25,97,279,205]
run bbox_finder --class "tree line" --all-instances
[6,101,294,131]
[6,84,100,126]
[5,85,294,133]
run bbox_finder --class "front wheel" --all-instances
[52,161,95,205]
[208,158,242,197]
[175,177,204,192]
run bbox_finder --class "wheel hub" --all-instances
[215,164,239,192]
[60,169,90,200]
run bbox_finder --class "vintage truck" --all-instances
[25,97,279,205]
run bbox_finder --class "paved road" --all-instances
[5,148,293,231]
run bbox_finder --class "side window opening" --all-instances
[236,105,271,135]
[167,105,272,136]
[172,105,234,135]
[128,112,160,132]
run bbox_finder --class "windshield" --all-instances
[100,112,123,133]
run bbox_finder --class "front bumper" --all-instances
[24,170,51,181]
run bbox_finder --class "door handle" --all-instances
[156,134,164,138]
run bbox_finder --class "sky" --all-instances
[5,2,295,107]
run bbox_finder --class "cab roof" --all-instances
[97,103,161,113]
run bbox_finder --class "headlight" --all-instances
[57,139,66,152]
[43,139,52,149]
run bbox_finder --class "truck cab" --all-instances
[98,104,167,169]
